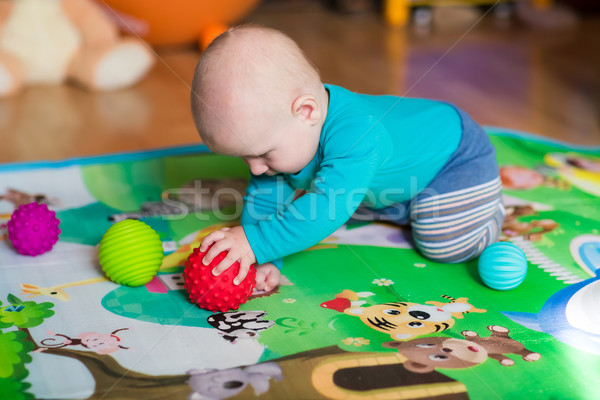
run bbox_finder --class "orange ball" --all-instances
[200,23,228,50]
[101,0,261,47]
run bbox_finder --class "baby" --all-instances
[191,25,505,293]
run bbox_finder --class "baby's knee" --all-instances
[414,238,486,264]
[414,235,485,263]
[412,203,505,264]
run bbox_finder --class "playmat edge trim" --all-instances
[485,126,600,152]
[0,143,211,172]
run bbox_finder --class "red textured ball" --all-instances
[7,202,61,256]
[183,246,257,312]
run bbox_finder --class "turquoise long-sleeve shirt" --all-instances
[242,84,463,267]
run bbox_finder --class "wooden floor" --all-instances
[1,2,599,164]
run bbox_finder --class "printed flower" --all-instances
[413,263,426,268]
[372,278,394,286]
[282,298,296,304]
[342,337,370,347]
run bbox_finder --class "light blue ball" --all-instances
[478,242,527,290]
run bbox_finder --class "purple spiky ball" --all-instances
[7,202,61,256]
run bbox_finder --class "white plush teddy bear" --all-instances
[0,0,153,97]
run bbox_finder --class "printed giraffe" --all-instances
[21,277,109,301]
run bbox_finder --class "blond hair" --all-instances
[191,24,321,140]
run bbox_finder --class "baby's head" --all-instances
[191,25,327,176]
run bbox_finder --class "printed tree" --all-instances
[0,294,191,399]
[0,330,34,400]
[0,294,54,400]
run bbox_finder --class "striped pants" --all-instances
[410,177,505,263]
[356,106,505,263]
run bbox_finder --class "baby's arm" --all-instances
[243,118,387,266]
[199,174,295,285]
[203,118,386,284]
[239,173,298,270]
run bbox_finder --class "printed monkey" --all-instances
[40,328,129,354]
[383,325,541,373]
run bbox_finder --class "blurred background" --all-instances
[0,0,598,164]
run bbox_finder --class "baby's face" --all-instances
[239,124,316,176]
[204,108,320,176]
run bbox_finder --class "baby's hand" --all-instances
[254,263,281,293]
[199,226,256,285]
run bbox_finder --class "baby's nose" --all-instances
[249,160,268,176]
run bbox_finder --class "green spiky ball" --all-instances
[98,219,164,286]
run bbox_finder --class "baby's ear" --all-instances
[292,95,321,125]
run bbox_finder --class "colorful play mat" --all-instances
[1,128,599,399]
